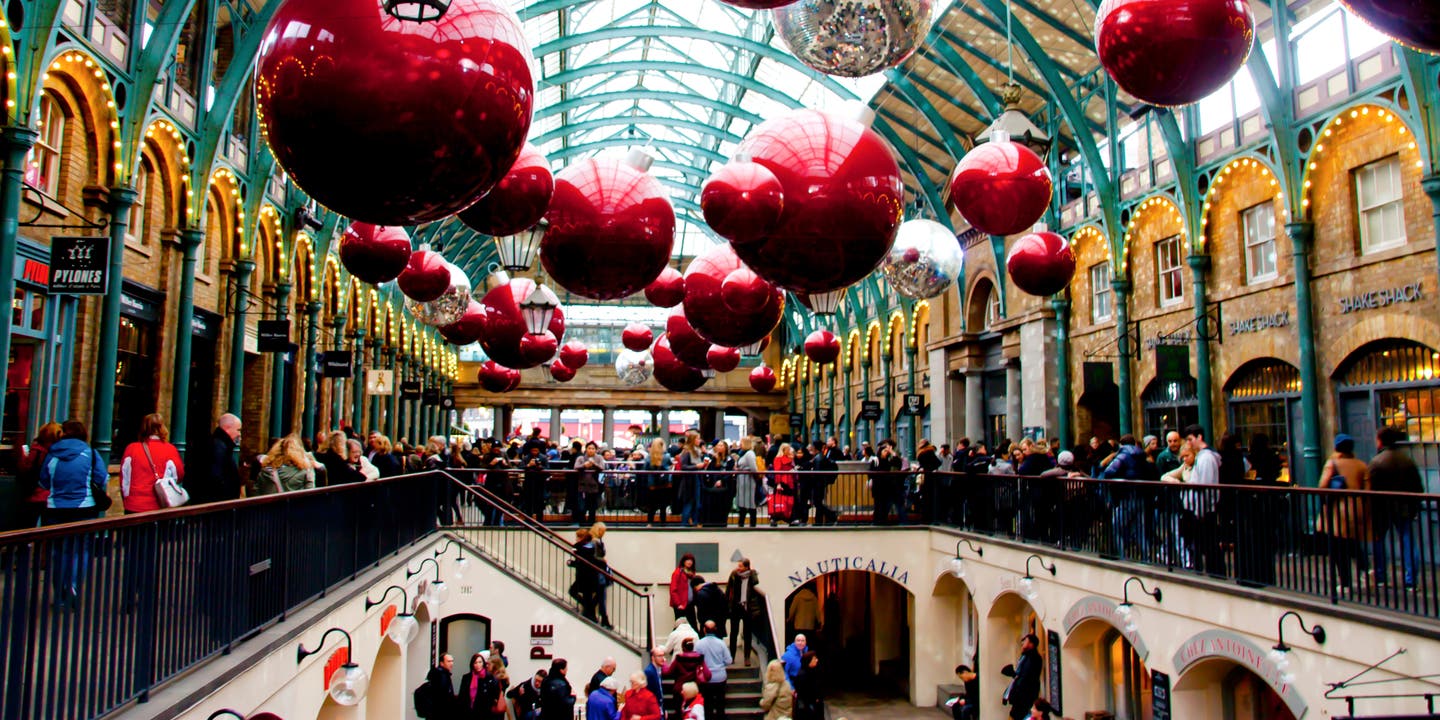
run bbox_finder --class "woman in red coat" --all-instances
[669,552,697,627]
[119,414,185,514]
[621,672,663,720]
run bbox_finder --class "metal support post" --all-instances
[224,259,256,418]
[1111,278,1135,436]
[0,128,37,441]
[1052,298,1073,447]
[1188,255,1215,440]
[92,187,139,462]
[268,282,292,443]
[170,228,205,453]
[1287,221,1323,486]
[301,301,321,442]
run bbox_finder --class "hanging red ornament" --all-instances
[397,247,451,302]
[504,367,523,392]
[621,323,654,352]
[1006,229,1077,297]
[549,360,576,383]
[478,277,567,369]
[541,154,676,300]
[749,365,778,393]
[558,341,590,370]
[653,334,709,392]
[707,345,741,374]
[644,267,687,308]
[458,143,555,237]
[1337,0,1439,54]
[682,244,784,349]
[701,160,785,245]
[255,0,534,225]
[947,134,1053,237]
[666,309,715,370]
[438,300,487,346]
[519,331,559,366]
[1096,0,1255,107]
[804,329,841,365]
[479,360,518,393]
[338,223,412,284]
[729,109,904,294]
[716,0,797,8]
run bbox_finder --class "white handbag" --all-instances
[145,441,190,508]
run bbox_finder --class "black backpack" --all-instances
[414,681,434,718]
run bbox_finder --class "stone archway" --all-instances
[783,569,914,702]
[1060,596,1156,719]
[1172,629,1307,719]
[982,591,1050,720]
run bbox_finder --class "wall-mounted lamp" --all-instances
[296,628,368,706]
[1018,554,1056,601]
[1116,576,1162,631]
[365,585,420,646]
[434,538,470,577]
[1268,611,1326,681]
[406,557,450,607]
[950,539,983,578]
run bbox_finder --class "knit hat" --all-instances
[1057,451,1075,468]
[1334,433,1354,451]
[600,677,622,692]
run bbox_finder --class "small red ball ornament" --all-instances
[707,346,741,373]
[549,360,576,383]
[1337,0,1439,54]
[558,341,590,370]
[804,330,841,365]
[458,143,555,237]
[666,309,714,370]
[653,334,709,392]
[519,331,559,366]
[1096,0,1255,107]
[749,365,778,393]
[397,248,451,302]
[438,300,486,346]
[541,156,676,300]
[731,109,905,294]
[255,0,534,225]
[479,361,519,394]
[621,323,654,352]
[478,277,567,369]
[947,136,1053,237]
[338,223,412,284]
[1006,230,1077,297]
[644,267,687,308]
[682,244,784,349]
[701,161,785,245]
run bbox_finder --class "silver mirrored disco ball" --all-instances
[615,349,655,386]
[881,219,962,299]
[406,263,472,326]
[772,0,934,78]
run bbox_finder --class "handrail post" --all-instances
[3,544,34,718]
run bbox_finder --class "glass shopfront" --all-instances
[1225,359,1301,480]
[186,308,222,452]
[2,242,74,474]
[113,282,162,451]
[1142,375,1199,442]
[1336,339,1440,493]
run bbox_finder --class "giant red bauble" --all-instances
[255,0,534,225]
[947,139,1053,237]
[804,330,841,365]
[338,223,412,284]
[558,341,589,370]
[730,109,904,294]
[1096,0,1255,107]
[644,267,686,308]
[1007,230,1077,297]
[519,331,559,366]
[622,323,654,352]
[666,309,715,370]
[479,361,519,393]
[652,334,708,392]
[1338,0,1440,54]
[717,0,797,8]
[682,244,784,349]
[438,300,487,346]
[397,248,451,302]
[541,157,675,300]
[478,277,567,369]
[504,367,522,392]
[749,365,778,393]
[549,360,576,383]
[701,161,785,245]
[707,345,741,373]
[458,143,555,237]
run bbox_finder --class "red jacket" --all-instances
[669,566,692,610]
[120,438,185,513]
[623,688,662,720]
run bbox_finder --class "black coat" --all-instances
[539,674,575,720]
[425,666,458,718]
[1003,648,1043,714]
[371,452,404,478]
[508,678,544,717]
[458,671,503,718]
[191,429,241,503]
[317,449,365,485]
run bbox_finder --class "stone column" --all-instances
[1005,362,1022,442]
[550,407,563,442]
[1112,278,1135,436]
[92,187,139,462]
[1287,221,1323,486]
[928,348,949,446]
[603,407,617,447]
[268,282,292,443]
[965,372,983,443]
[1188,254,1215,439]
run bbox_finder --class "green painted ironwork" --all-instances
[90,187,138,462]
[170,229,206,452]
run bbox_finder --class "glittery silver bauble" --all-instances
[406,263,472,326]
[881,218,962,300]
[615,349,655,386]
[772,0,934,78]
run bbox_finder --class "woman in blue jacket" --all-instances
[38,420,109,607]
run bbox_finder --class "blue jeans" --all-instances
[681,477,704,525]
[1373,516,1418,586]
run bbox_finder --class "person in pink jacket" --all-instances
[119,414,185,514]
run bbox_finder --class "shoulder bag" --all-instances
[146,441,190,508]
[85,449,114,512]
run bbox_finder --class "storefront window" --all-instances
[1227,360,1301,478]
[1091,263,1113,323]
[1355,155,1405,254]
[1156,235,1184,306]
[1143,376,1198,441]
[1336,340,1440,490]
[1242,203,1277,283]
[113,316,158,449]
[1103,630,1153,720]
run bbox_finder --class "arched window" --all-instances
[27,93,66,196]
[128,157,152,245]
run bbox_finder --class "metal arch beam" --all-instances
[884,71,970,163]
[952,6,1084,82]
[546,137,731,166]
[1008,0,1096,51]
[898,66,991,129]
[873,100,948,156]
[875,107,957,179]
[543,61,816,111]
[919,34,1004,120]
[936,29,1050,100]
[536,89,766,126]
[873,117,953,232]
[532,114,745,148]
[121,0,198,181]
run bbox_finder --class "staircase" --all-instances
[663,664,766,720]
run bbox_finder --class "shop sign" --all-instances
[401,380,422,400]
[529,624,555,660]
[321,351,352,378]
[14,256,49,287]
[1229,310,1289,336]
[1172,629,1308,719]
[258,320,291,352]
[789,413,804,430]
[859,401,883,421]
[785,555,909,588]
[441,395,456,410]
[902,394,924,416]
[120,292,161,323]
[1061,595,1150,661]
[1083,362,1114,394]
[366,369,395,395]
[897,381,910,392]
[1151,670,1170,720]
[1144,330,1194,350]
[422,388,441,406]
[1046,630,1063,714]
[1156,345,1189,382]
[816,407,833,425]
[49,236,109,294]
[1339,282,1422,314]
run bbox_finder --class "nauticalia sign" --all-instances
[1339,282,1422,314]
[786,556,909,587]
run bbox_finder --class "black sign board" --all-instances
[788,413,804,430]
[1083,362,1113,394]
[1156,344,1189,382]
[422,388,441,406]
[1151,670,1170,720]
[441,395,456,410]
[816,407,833,425]
[859,401,883,421]
[322,351,353,378]
[902,394,924,416]
[401,381,422,400]
[1047,630,1063,714]
[258,320,291,352]
[49,236,109,294]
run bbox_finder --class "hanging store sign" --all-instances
[422,388,441,406]
[1083,362,1113,394]
[1144,330,1194,350]
[15,256,49,287]
[1228,310,1289,336]
[859,401,883,421]
[322,351,353,378]
[789,413,804,430]
[901,394,924,416]
[366,369,395,395]
[441,395,456,410]
[816,407,833,425]
[258,320,291,352]
[401,380,422,400]
[1339,282,1422,314]
[1151,670,1171,720]
[1156,345,1189,383]
[49,236,109,294]
[1047,630,1063,714]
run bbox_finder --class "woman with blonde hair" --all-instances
[255,434,316,494]
[642,437,674,525]
[758,659,792,720]
[317,430,364,485]
[590,522,614,629]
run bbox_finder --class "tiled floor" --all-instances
[827,691,945,720]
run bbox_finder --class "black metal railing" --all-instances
[443,474,655,651]
[0,471,443,720]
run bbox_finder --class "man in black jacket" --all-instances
[418,653,457,719]
[1001,634,1043,720]
[190,413,242,503]
[508,669,547,720]
[1370,426,1426,588]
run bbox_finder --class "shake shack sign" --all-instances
[1340,282,1422,314]
[1229,311,1289,336]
